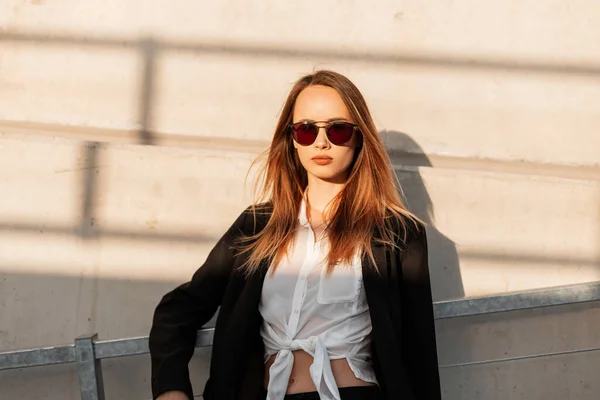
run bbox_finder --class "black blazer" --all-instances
[149,204,441,400]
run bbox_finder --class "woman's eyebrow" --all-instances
[297,117,349,122]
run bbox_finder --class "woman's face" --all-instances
[292,85,360,184]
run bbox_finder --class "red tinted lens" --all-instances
[292,123,318,145]
[326,123,355,145]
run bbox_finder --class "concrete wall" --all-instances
[1,1,599,399]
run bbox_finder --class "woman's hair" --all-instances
[239,70,419,275]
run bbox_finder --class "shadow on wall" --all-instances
[380,130,464,301]
[0,271,213,399]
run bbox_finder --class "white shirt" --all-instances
[259,199,377,400]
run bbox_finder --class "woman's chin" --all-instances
[307,170,349,183]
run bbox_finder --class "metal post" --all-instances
[75,333,105,400]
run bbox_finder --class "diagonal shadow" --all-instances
[0,221,218,244]
[1,31,600,77]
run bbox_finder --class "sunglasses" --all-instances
[289,120,359,146]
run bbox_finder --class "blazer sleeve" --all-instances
[149,208,249,400]
[400,221,442,400]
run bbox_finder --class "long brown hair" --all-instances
[239,70,419,275]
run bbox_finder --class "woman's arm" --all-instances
[149,208,249,400]
[400,221,442,400]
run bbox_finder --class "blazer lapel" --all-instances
[229,258,270,400]
[362,236,390,293]
[363,238,394,347]
[237,206,272,313]
[363,243,411,399]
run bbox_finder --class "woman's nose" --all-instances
[313,126,330,149]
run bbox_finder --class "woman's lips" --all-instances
[311,156,333,165]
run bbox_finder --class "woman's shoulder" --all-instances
[234,201,273,234]
[243,201,274,212]
[240,202,274,220]
[385,210,426,245]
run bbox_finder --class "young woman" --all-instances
[149,70,441,400]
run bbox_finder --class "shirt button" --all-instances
[300,276,306,280]
[294,309,300,314]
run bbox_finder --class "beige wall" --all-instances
[1,1,599,399]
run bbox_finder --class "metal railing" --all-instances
[2,281,600,399]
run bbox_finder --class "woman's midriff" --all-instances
[264,350,376,394]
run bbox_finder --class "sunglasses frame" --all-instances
[289,120,360,146]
